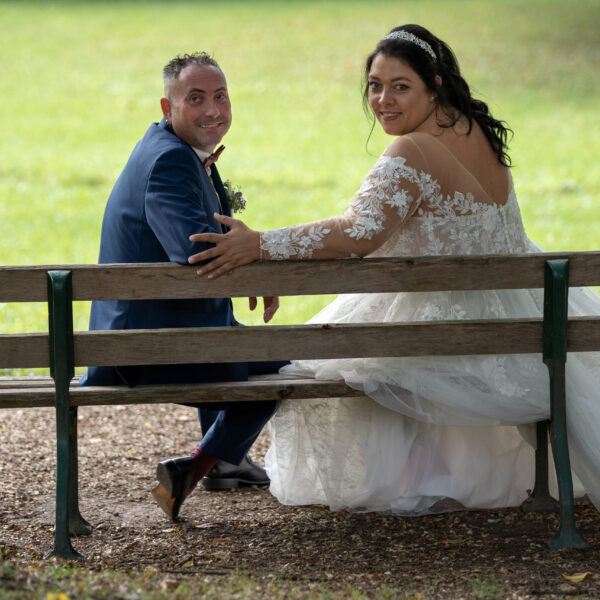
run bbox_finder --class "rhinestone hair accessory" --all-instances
[383,30,437,61]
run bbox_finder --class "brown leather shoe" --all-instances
[153,456,197,520]
[151,483,176,518]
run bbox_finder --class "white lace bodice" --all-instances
[260,137,529,261]
[369,172,529,259]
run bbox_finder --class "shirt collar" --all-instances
[193,148,211,162]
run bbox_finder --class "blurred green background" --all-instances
[1,0,599,348]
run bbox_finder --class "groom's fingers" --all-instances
[263,296,279,323]
[213,213,237,227]
[188,247,219,264]
[192,240,255,277]
[194,254,229,277]
[204,259,238,279]
[189,232,221,243]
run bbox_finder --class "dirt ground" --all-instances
[1,403,600,598]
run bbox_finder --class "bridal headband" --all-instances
[382,30,437,62]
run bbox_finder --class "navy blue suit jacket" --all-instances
[81,119,249,386]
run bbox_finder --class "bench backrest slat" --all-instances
[3,253,600,302]
[3,317,600,370]
[69,316,600,365]
[0,333,49,368]
[69,320,540,365]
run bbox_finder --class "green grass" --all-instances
[0,547,420,599]
[468,572,505,599]
[1,0,599,338]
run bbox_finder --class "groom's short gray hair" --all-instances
[162,52,222,97]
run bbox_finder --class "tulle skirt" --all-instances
[266,285,600,514]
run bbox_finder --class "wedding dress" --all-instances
[258,133,600,514]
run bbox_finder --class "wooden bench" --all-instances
[2,253,600,560]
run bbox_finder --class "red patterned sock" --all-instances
[189,446,219,486]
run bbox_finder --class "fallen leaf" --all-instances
[160,578,179,591]
[194,522,217,529]
[563,572,593,583]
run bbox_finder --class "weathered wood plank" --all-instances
[3,318,600,371]
[3,252,600,302]
[0,376,54,389]
[568,318,600,352]
[71,320,541,366]
[0,267,48,302]
[0,378,365,409]
[73,316,600,366]
[0,334,49,368]
[0,388,55,407]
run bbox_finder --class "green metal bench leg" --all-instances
[543,259,587,550]
[68,405,92,536]
[44,270,84,561]
[521,420,559,513]
[546,360,587,549]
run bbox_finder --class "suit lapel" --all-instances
[178,138,231,232]
[210,165,232,218]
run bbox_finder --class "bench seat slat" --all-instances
[0,377,365,409]
[0,378,54,389]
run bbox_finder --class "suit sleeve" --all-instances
[145,147,222,264]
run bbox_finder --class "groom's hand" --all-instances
[189,214,260,279]
[249,296,279,323]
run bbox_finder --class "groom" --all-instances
[80,52,283,518]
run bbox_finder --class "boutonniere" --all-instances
[223,180,247,213]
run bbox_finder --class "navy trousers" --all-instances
[197,360,288,464]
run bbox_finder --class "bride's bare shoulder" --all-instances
[383,132,445,168]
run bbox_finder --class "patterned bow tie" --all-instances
[203,145,225,169]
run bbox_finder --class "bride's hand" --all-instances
[188,213,261,278]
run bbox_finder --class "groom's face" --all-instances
[161,64,232,153]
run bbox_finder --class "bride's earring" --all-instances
[430,95,435,102]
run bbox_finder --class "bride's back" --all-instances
[435,119,510,206]
[390,123,510,210]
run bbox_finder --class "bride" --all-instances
[187,25,600,515]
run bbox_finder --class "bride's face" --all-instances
[368,54,436,136]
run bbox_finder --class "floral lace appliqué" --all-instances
[344,156,438,241]
[261,226,331,259]
[411,189,519,256]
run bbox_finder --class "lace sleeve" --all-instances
[260,154,440,260]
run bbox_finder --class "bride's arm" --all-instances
[189,139,438,277]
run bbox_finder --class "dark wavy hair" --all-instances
[363,24,512,166]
